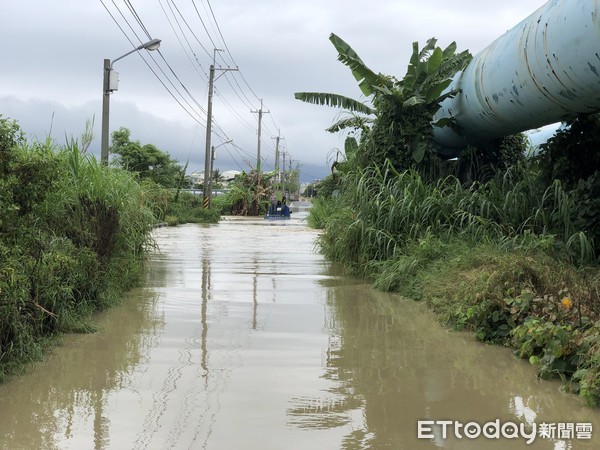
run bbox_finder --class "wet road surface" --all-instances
[0,213,599,449]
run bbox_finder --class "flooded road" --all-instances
[0,214,599,449]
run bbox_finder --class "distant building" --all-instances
[188,169,242,188]
[221,170,242,181]
[189,170,204,187]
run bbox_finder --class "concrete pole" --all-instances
[296,162,301,199]
[274,133,280,183]
[101,59,111,164]
[203,64,215,208]
[282,151,287,195]
[256,99,263,172]
[208,145,215,202]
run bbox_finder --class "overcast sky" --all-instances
[0,0,548,181]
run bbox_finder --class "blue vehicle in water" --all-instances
[265,195,292,220]
[265,203,292,220]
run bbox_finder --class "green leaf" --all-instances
[294,92,375,115]
[344,136,358,156]
[411,140,426,163]
[409,41,420,66]
[529,355,541,365]
[425,79,453,103]
[427,47,443,74]
[326,116,374,133]
[443,41,457,58]
[403,95,424,107]
[329,33,391,97]
[419,38,437,62]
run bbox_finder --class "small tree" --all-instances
[110,127,183,188]
[225,170,273,216]
[212,168,225,189]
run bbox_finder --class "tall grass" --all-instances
[0,135,157,381]
[309,159,600,405]
[315,160,594,275]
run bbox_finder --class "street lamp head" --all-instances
[139,38,161,51]
[110,38,162,69]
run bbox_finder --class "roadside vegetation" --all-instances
[213,170,280,216]
[0,116,224,382]
[211,165,304,217]
[0,116,157,381]
[109,126,219,226]
[299,34,600,406]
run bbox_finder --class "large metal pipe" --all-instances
[432,0,600,156]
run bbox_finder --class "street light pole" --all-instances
[206,139,233,206]
[101,38,161,163]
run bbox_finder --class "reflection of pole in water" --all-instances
[252,267,258,330]
[201,255,211,377]
[93,390,109,450]
[271,276,277,303]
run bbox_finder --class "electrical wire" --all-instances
[100,0,206,126]
[158,0,208,79]
[100,0,301,173]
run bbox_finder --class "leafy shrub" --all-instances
[511,320,578,379]
[537,113,600,254]
[0,119,156,381]
[164,191,220,224]
[573,323,600,406]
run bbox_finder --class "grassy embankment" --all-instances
[308,161,600,406]
[0,116,216,381]
[161,191,220,226]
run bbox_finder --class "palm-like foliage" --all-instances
[294,92,374,116]
[400,38,472,118]
[295,33,472,167]
[328,33,393,97]
[325,114,374,134]
[212,168,224,183]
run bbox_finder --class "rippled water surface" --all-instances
[0,213,598,449]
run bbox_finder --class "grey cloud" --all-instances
[0,0,549,183]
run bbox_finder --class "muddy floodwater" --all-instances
[1,210,599,449]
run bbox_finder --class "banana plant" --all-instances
[400,38,472,127]
[295,33,472,164]
[294,33,383,134]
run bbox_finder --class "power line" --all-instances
[158,0,208,79]
[100,0,207,125]
[167,0,212,59]
[124,0,152,39]
[190,0,220,51]
[100,0,299,173]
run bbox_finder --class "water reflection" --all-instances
[1,221,598,449]
[201,238,211,375]
[288,275,600,449]
[0,285,161,450]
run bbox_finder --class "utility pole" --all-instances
[274,133,280,180]
[296,161,301,200]
[281,151,287,195]
[251,99,269,173]
[203,62,216,208]
[204,49,238,208]
[272,130,283,185]
[250,100,270,214]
